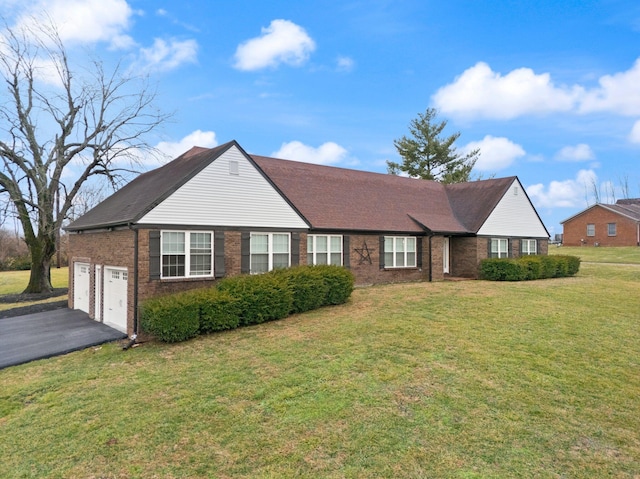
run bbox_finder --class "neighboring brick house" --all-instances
[65,140,549,336]
[561,199,640,247]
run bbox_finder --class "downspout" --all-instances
[637,222,639,246]
[428,234,433,282]
[124,225,139,349]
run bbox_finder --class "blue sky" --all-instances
[3,0,640,236]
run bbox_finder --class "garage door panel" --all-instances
[104,267,128,334]
[73,262,90,314]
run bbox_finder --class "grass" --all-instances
[549,245,640,264]
[0,267,68,311]
[1,259,639,478]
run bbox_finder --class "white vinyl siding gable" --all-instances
[138,146,307,229]
[477,179,548,238]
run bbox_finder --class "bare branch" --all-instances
[0,17,169,292]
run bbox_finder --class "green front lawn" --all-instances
[1,261,639,478]
[550,245,640,264]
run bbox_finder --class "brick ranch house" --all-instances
[66,140,549,336]
[561,199,640,247]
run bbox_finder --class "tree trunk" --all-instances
[23,236,55,294]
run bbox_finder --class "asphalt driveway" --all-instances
[0,308,127,369]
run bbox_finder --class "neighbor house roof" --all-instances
[560,201,640,225]
[67,140,521,234]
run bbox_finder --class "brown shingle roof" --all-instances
[252,155,473,233]
[67,140,522,235]
[604,203,640,221]
[561,201,640,224]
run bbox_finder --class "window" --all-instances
[251,233,290,273]
[307,235,342,266]
[608,223,617,236]
[491,238,509,258]
[384,236,416,268]
[521,239,537,255]
[586,224,595,236]
[161,231,212,278]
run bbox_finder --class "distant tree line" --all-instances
[0,228,68,271]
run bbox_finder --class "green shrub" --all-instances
[563,255,581,276]
[187,288,241,333]
[217,273,293,325]
[140,292,200,342]
[479,258,526,281]
[270,266,329,314]
[554,255,570,277]
[538,255,558,279]
[313,265,355,305]
[0,255,32,271]
[480,254,581,281]
[518,256,542,280]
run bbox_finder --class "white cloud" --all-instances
[527,169,597,208]
[14,0,136,49]
[579,59,640,115]
[336,56,355,72]
[433,58,640,120]
[629,120,640,143]
[461,135,525,171]
[234,19,315,71]
[156,130,218,160]
[555,143,595,161]
[133,38,198,73]
[433,62,582,119]
[272,141,347,165]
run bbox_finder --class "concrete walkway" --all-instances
[0,308,127,369]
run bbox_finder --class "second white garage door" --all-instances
[103,267,128,333]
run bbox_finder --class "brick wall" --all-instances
[563,206,639,246]
[450,236,480,278]
[68,229,136,335]
[70,228,549,336]
[347,234,430,285]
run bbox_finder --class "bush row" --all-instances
[140,265,355,342]
[479,255,580,281]
[0,255,32,271]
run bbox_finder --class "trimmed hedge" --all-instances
[216,273,293,325]
[270,266,329,314]
[311,264,355,305]
[140,292,200,343]
[270,265,355,313]
[189,288,241,333]
[141,265,356,342]
[480,254,580,281]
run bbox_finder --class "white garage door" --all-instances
[104,267,128,333]
[73,262,90,314]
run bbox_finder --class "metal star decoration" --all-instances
[354,241,374,265]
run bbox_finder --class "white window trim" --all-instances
[491,238,509,258]
[384,236,417,268]
[521,239,537,255]
[250,232,291,274]
[307,234,343,266]
[607,223,617,236]
[586,224,595,236]
[161,230,213,279]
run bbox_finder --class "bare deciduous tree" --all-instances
[0,20,169,293]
